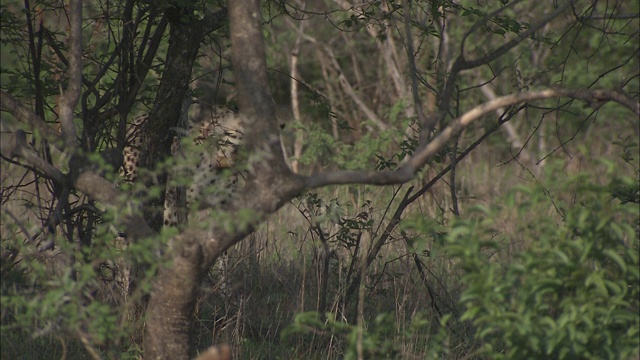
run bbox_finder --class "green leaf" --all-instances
[603,249,627,272]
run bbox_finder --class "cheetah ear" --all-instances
[194,344,231,360]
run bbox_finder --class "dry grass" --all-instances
[186,124,637,358]
[2,120,636,359]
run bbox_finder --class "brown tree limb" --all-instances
[57,0,82,150]
[435,1,574,135]
[0,130,66,184]
[287,22,389,131]
[305,87,639,189]
[1,90,64,149]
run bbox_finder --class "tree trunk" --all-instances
[136,5,215,358]
[144,232,207,359]
[143,1,305,358]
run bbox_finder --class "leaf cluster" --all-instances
[446,168,639,359]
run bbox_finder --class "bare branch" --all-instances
[464,2,574,69]
[327,47,388,131]
[305,87,639,189]
[410,88,638,170]
[290,11,305,173]
[305,167,414,188]
[1,90,64,148]
[287,21,389,131]
[333,0,408,99]
[0,130,66,184]
[437,1,574,133]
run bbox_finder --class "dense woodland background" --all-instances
[1,0,639,359]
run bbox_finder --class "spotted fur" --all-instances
[121,106,243,228]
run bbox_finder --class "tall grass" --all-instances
[185,127,638,359]
[2,122,636,359]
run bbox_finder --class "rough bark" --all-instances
[143,1,305,358]
[133,4,227,355]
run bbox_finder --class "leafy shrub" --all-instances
[447,171,639,359]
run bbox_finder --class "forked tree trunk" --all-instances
[142,1,305,358]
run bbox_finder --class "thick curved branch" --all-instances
[0,128,154,239]
[436,1,574,133]
[410,88,638,170]
[305,88,638,189]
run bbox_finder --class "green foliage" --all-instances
[295,115,405,171]
[296,122,338,167]
[461,6,529,37]
[0,205,168,358]
[613,135,640,169]
[446,170,640,359]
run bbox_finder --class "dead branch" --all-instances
[436,1,574,135]
[1,130,66,184]
[1,91,64,149]
[287,20,389,131]
[305,87,639,189]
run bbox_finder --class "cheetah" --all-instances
[113,105,243,306]
[121,106,244,227]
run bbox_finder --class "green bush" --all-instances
[447,171,639,359]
